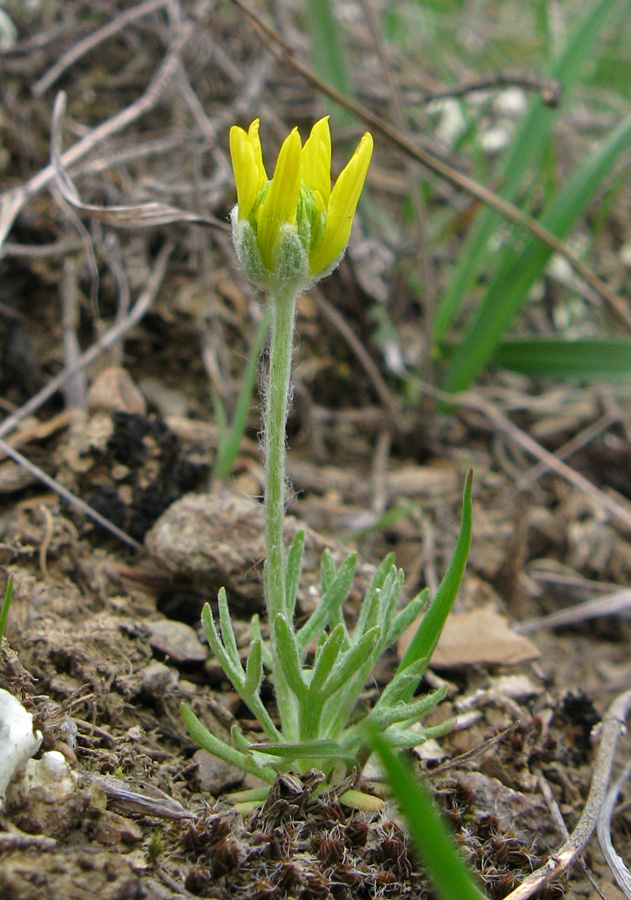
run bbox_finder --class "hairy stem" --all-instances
[263,285,299,738]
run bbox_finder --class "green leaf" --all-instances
[201,600,244,688]
[297,552,357,654]
[371,657,428,708]
[250,614,273,670]
[309,623,345,695]
[180,702,276,784]
[244,638,263,696]
[250,738,356,766]
[285,530,305,620]
[321,627,381,701]
[320,548,337,596]
[218,587,241,669]
[492,338,631,381]
[396,471,472,695]
[376,567,405,638]
[353,552,396,641]
[386,588,429,646]
[365,686,448,730]
[274,615,308,702]
[370,729,489,900]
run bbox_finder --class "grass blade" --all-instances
[213,307,270,481]
[443,109,631,391]
[304,0,353,128]
[493,338,631,381]
[434,0,623,343]
[370,729,488,900]
[396,470,472,694]
[0,576,13,645]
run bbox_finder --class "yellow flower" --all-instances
[229,117,373,291]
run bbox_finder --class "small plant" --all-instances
[181,118,472,792]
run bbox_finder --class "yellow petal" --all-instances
[229,120,267,219]
[247,119,268,192]
[301,117,332,206]
[309,132,373,275]
[256,127,302,271]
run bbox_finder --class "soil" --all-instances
[2,3,631,900]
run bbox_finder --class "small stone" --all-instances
[94,810,143,845]
[139,377,190,418]
[87,367,147,415]
[141,661,179,693]
[193,749,244,795]
[146,620,206,664]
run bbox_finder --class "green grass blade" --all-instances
[493,338,631,381]
[304,0,353,128]
[443,109,631,392]
[396,470,472,694]
[370,729,488,900]
[434,0,623,343]
[0,576,13,645]
[213,307,270,481]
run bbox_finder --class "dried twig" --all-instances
[0,437,142,550]
[32,0,169,96]
[0,242,173,443]
[0,21,194,250]
[415,71,561,107]
[50,92,226,233]
[503,689,631,900]
[515,589,631,634]
[414,378,631,532]
[598,758,631,898]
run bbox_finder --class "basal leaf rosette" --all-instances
[229,117,373,292]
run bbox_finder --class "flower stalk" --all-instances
[263,283,299,738]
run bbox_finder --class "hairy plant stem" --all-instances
[263,285,299,741]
